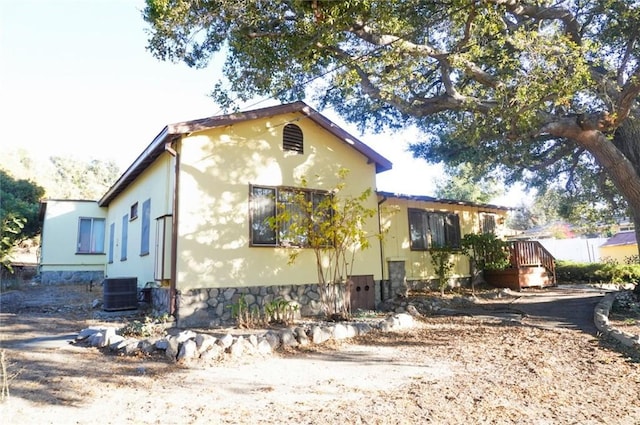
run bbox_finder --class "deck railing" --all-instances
[506,241,556,283]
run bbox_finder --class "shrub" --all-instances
[461,233,510,271]
[429,246,456,296]
[556,260,640,285]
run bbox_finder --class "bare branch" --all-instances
[617,35,637,86]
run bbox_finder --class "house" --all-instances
[599,231,638,263]
[39,199,107,285]
[39,102,510,327]
[378,192,509,296]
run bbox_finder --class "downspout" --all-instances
[377,195,388,302]
[165,140,179,316]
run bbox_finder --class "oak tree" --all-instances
[144,0,640,254]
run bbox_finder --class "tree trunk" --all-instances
[613,120,640,258]
[545,116,640,257]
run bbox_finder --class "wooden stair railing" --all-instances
[507,241,556,284]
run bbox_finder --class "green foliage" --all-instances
[428,246,456,296]
[0,149,121,200]
[435,163,505,204]
[228,294,262,329]
[228,295,299,328]
[0,216,26,272]
[264,298,299,325]
[268,169,378,319]
[117,315,170,338]
[144,0,640,246]
[461,233,510,271]
[556,260,640,285]
[624,255,640,265]
[0,170,44,271]
[47,156,121,200]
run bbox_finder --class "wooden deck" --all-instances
[484,241,556,291]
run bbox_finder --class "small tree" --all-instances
[269,169,377,319]
[0,170,44,273]
[461,233,511,294]
[429,246,456,296]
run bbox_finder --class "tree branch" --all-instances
[527,142,577,171]
[615,65,640,126]
[487,0,581,45]
[349,23,499,89]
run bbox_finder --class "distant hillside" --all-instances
[0,148,121,200]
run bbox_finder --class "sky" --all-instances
[0,0,522,206]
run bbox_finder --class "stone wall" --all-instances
[386,260,407,299]
[151,287,171,316]
[40,270,104,285]
[174,284,325,328]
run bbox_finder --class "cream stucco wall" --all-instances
[599,244,638,264]
[104,154,174,287]
[40,200,107,272]
[175,112,382,290]
[379,196,508,281]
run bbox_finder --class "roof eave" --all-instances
[377,191,511,211]
[98,127,171,207]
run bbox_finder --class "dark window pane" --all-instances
[409,209,428,250]
[446,214,461,248]
[429,214,445,248]
[251,186,276,245]
[283,124,303,154]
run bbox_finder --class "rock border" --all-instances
[74,313,417,364]
[594,291,640,349]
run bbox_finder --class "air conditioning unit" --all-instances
[103,277,138,311]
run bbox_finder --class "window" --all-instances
[250,186,277,245]
[249,185,330,246]
[77,217,105,254]
[108,222,115,263]
[283,123,303,154]
[480,213,497,234]
[140,199,151,255]
[130,202,138,220]
[408,209,461,250]
[121,214,128,261]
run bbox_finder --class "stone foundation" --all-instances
[175,284,329,328]
[40,270,104,285]
[151,287,171,316]
[386,260,407,299]
[406,277,471,292]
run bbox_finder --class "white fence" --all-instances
[535,238,608,263]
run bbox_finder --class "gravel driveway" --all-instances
[1,283,639,424]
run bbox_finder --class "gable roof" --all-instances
[601,231,637,247]
[377,191,511,211]
[99,102,392,207]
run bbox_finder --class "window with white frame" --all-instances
[408,209,461,250]
[77,217,105,254]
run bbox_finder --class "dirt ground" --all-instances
[1,283,639,425]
